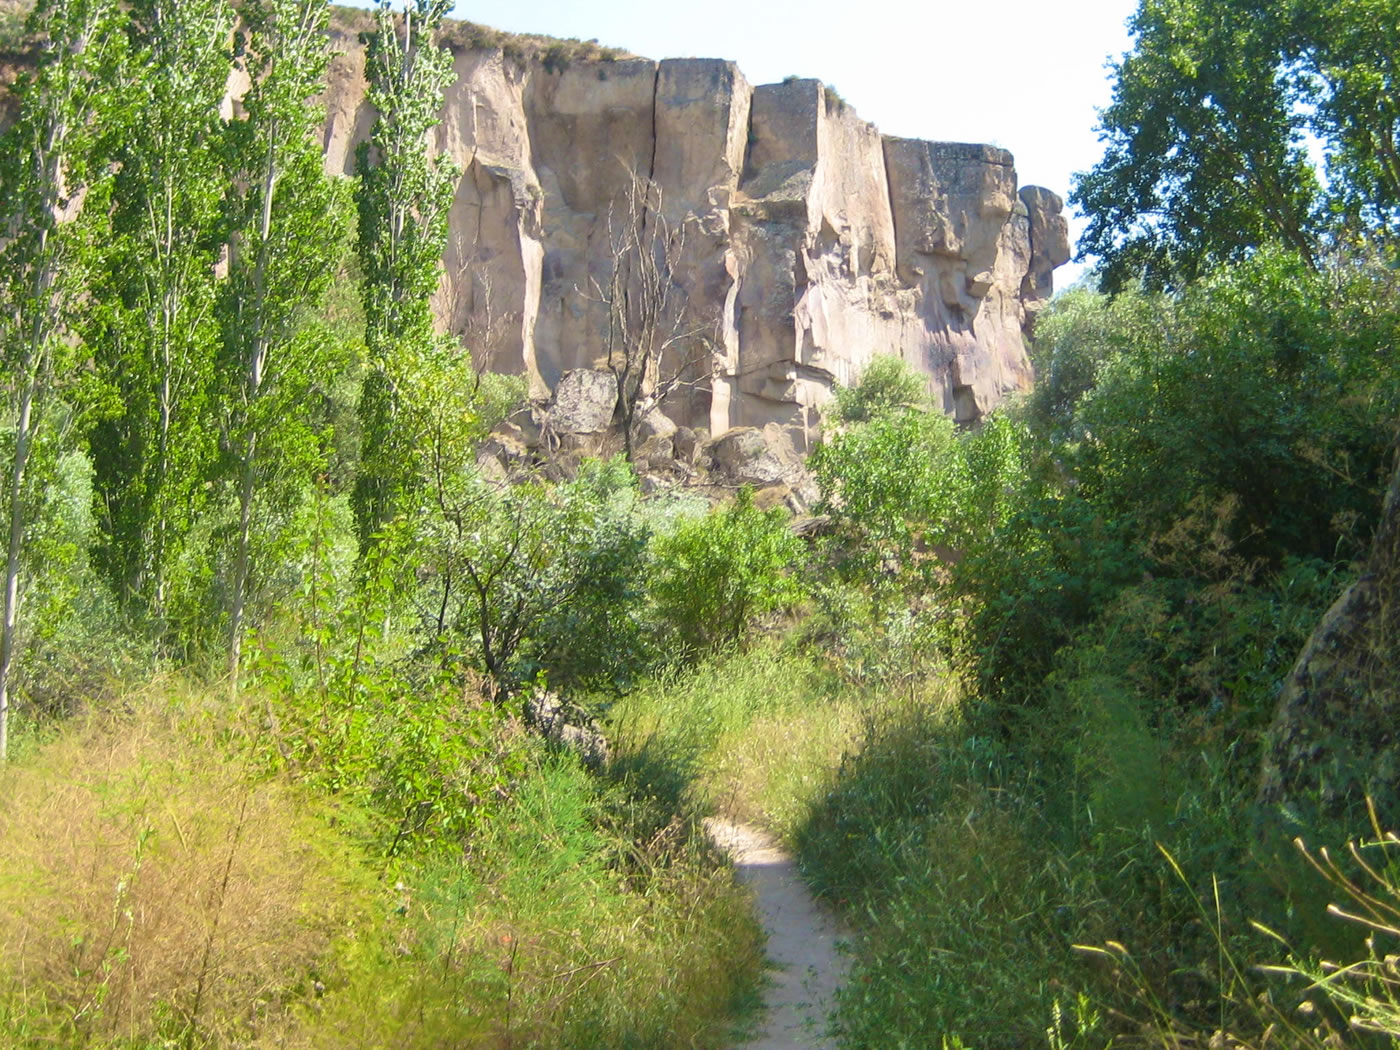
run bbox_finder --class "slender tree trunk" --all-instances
[228,427,257,686]
[228,141,277,687]
[151,176,178,616]
[154,305,173,614]
[0,382,36,761]
[2,173,60,756]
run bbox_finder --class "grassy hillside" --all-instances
[0,682,763,1048]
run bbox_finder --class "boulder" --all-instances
[674,425,704,465]
[707,424,810,489]
[634,433,676,473]
[636,408,679,444]
[543,368,617,437]
[1259,440,1400,824]
[525,689,609,769]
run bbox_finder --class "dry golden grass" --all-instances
[0,690,376,1047]
[0,684,765,1050]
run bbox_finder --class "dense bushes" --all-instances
[955,251,1400,706]
[791,252,1400,1048]
[1060,255,1400,566]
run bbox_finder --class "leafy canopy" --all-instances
[1074,0,1400,290]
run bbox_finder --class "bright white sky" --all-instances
[339,0,1141,287]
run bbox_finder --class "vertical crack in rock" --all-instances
[647,61,660,185]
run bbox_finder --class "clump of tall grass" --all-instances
[299,758,764,1050]
[607,644,869,840]
[1077,809,1400,1050]
[793,685,1105,1049]
[0,677,766,1050]
[0,687,377,1048]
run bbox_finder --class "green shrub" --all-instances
[1035,251,1400,568]
[0,1,32,52]
[521,458,655,694]
[827,354,931,424]
[814,408,964,576]
[950,472,1142,705]
[649,487,803,654]
[403,454,653,696]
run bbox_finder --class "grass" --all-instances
[0,678,763,1049]
[606,644,870,842]
[591,600,1384,1049]
[329,5,632,69]
[0,686,376,1048]
[791,684,1098,1050]
[438,22,630,69]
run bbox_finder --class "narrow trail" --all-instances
[704,818,849,1050]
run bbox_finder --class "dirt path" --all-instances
[705,818,848,1050]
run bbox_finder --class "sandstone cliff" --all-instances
[320,18,1070,444]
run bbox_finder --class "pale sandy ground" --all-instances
[704,818,850,1050]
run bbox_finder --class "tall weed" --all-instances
[0,690,376,1048]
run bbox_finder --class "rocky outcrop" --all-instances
[318,20,1070,440]
[1259,439,1400,825]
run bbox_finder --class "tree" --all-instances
[1076,0,1400,290]
[352,0,458,549]
[810,358,966,583]
[0,0,124,759]
[219,0,350,682]
[88,0,230,627]
[1291,0,1400,233]
[650,488,803,653]
[407,385,648,697]
[1073,0,1321,291]
[1067,251,1400,566]
[592,172,713,462]
[825,354,930,425]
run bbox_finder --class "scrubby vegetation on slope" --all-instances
[782,253,1400,1048]
[0,683,763,1048]
[2,0,1400,1048]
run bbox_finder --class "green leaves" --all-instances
[650,488,803,654]
[412,455,651,694]
[826,354,932,425]
[811,358,965,582]
[1077,0,1400,288]
[1073,0,1321,290]
[219,0,353,678]
[1047,252,1400,566]
[353,0,459,546]
[0,0,128,755]
[1302,0,1400,231]
[88,0,231,622]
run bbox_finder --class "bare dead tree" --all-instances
[587,170,716,462]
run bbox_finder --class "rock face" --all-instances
[319,22,1069,441]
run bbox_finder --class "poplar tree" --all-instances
[0,0,125,758]
[352,0,458,549]
[220,0,349,682]
[89,0,231,627]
